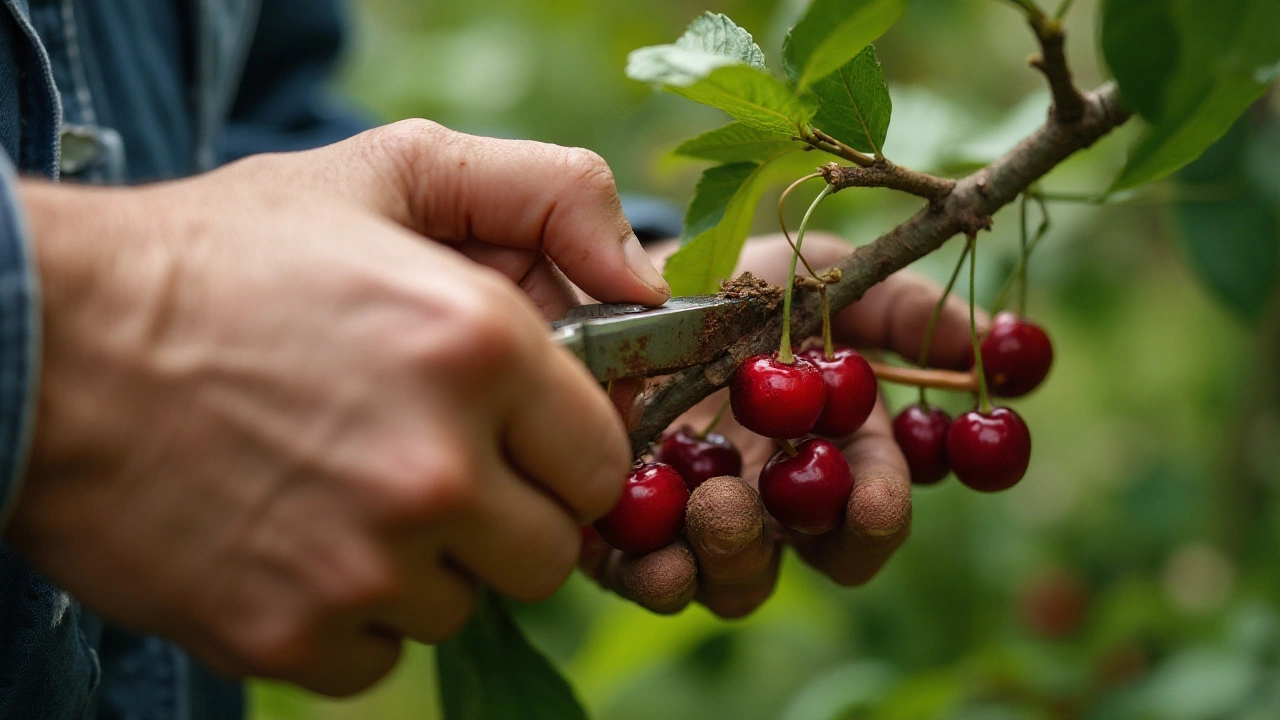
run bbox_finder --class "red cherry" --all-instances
[892,404,952,485]
[730,352,825,439]
[977,312,1054,397]
[758,438,853,535]
[654,425,743,491]
[946,407,1031,492]
[800,345,878,438]
[593,463,689,555]
[1019,570,1090,639]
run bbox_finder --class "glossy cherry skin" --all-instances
[800,345,879,438]
[946,407,1032,492]
[593,463,689,555]
[758,438,854,535]
[730,352,826,439]
[654,426,743,491]
[892,404,952,485]
[977,312,1054,398]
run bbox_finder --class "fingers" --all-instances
[454,241,580,322]
[686,477,780,618]
[832,270,988,370]
[372,557,478,646]
[503,344,631,521]
[599,541,699,615]
[357,120,670,306]
[788,397,913,586]
[445,457,582,603]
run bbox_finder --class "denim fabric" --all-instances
[0,1,367,718]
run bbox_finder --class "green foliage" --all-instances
[808,45,892,154]
[780,0,906,91]
[627,14,816,134]
[664,154,799,294]
[1172,117,1279,323]
[673,123,797,164]
[436,590,587,720]
[1102,0,1280,190]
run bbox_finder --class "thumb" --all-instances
[335,120,671,306]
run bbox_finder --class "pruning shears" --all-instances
[550,296,757,381]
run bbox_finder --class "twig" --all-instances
[1027,20,1085,122]
[869,362,978,392]
[629,83,1130,454]
[820,161,956,204]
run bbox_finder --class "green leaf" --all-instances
[680,162,759,243]
[674,122,797,163]
[781,0,906,91]
[627,47,817,134]
[674,12,766,71]
[664,153,799,294]
[808,45,891,154]
[1100,0,1181,122]
[1172,118,1279,323]
[1108,0,1280,190]
[437,590,588,720]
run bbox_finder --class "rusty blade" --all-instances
[550,296,756,381]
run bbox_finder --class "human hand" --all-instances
[581,233,988,617]
[6,120,667,695]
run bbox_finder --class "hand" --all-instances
[581,233,987,617]
[5,120,668,695]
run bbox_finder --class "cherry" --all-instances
[593,463,689,555]
[800,345,878,438]
[758,438,853,535]
[654,425,743,491]
[1019,570,1089,639]
[730,352,825,439]
[976,312,1054,398]
[946,406,1031,492]
[892,404,952,486]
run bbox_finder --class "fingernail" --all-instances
[623,235,670,297]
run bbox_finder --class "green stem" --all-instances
[992,195,1051,313]
[1004,0,1047,25]
[776,438,798,457]
[1018,193,1029,316]
[779,184,834,363]
[916,242,969,406]
[777,173,824,279]
[968,237,992,413]
[1054,0,1077,19]
[700,397,730,438]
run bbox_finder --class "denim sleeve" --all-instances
[218,0,372,162]
[0,150,40,532]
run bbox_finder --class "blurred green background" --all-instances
[253,0,1280,718]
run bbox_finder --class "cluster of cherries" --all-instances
[593,313,1054,556]
[892,311,1051,491]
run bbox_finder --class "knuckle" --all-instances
[559,147,616,194]
[372,448,479,523]
[232,616,313,679]
[436,283,536,372]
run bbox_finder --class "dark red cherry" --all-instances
[758,438,853,535]
[946,406,1031,492]
[593,463,689,555]
[654,425,743,491]
[800,345,879,438]
[730,352,825,439]
[977,312,1054,397]
[892,404,952,485]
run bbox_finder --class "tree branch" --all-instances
[1028,20,1085,123]
[820,161,956,203]
[630,82,1130,454]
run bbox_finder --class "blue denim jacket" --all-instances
[0,2,368,718]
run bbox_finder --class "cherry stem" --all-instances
[700,397,730,438]
[777,173,824,279]
[1018,193,1029,316]
[916,241,969,406]
[967,237,992,413]
[993,192,1050,314]
[870,361,979,392]
[820,285,834,360]
[776,438,798,457]
[779,184,834,364]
